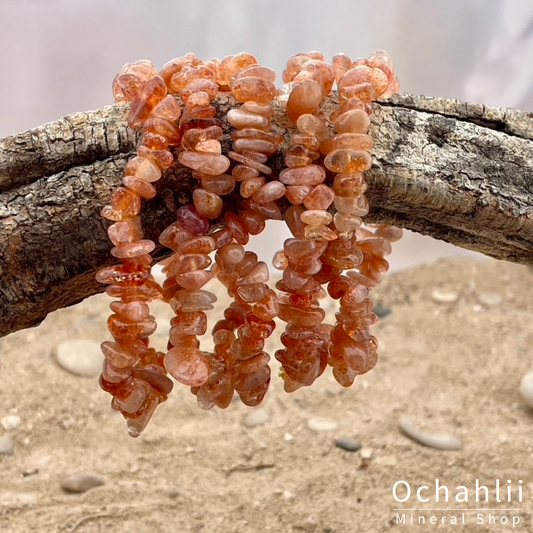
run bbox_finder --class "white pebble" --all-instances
[284,432,295,442]
[0,436,14,455]
[56,340,104,377]
[520,372,533,409]
[1,415,21,430]
[400,418,462,451]
[478,292,503,307]
[360,447,373,459]
[282,490,294,500]
[307,417,338,433]
[431,289,458,304]
[243,409,270,428]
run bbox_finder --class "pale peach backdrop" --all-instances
[1,0,530,271]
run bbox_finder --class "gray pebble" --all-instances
[400,418,462,451]
[520,372,533,409]
[56,340,104,377]
[294,518,318,531]
[374,301,393,319]
[61,473,105,493]
[307,417,338,432]
[0,436,14,455]
[243,409,270,428]
[335,437,361,452]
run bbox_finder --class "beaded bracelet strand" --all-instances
[97,50,402,436]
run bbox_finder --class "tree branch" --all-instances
[1,93,532,338]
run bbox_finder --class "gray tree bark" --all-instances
[1,93,532,338]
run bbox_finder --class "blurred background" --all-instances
[4,0,532,271]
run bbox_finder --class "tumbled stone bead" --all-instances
[279,165,325,186]
[330,327,377,374]
[284,185,311,205]
[108,314,157,340]
[304,225,338,241]
[282,53,311,83]
[253,289,279,321]
[112,187,141,217]
[151,94,182,122]
[300,209,333,226]
[296,114,329,140]
[297,60,335,95]
[169,64,216,93]
[170,289,217,312]
[243,199,283,221]
[228,151,272,175]
[123,176,157,200]
[178,151,230,176]
[225,213,249,245]
[165,254,212,277]
[227,108,270,130]
[127,156,161,183]
[339,65,389,98]
[240,210,266,235]
[110,302,150,324]
[164,346,210,386]
[198,174,234,196]
[105,280,163,302]
[143,117,181,145]
[233,77,277,105]
[334,195,369,216]
[302,185,335,211]
[232,164,259,181]
[171,311,208,337]
[215,243,246,271]
[334,213,362,233]
[332,173,367,197]
[96,263,150,285]
[358,237,392,257]
[232,128,281,144]
[111,239,156,259]
[284,205,306,239]
[182,125,223,151]
[159,222,193,250]
[175,270,214,291]
[129,75,167,128]
[375,225,403,242]
[284,238,327,260]
[224,52,259,84]
[101,341,141,369]
[233,138,277,155]
[235,65,277,84]
[193,139,221,154]
[177,206,210,235]
[340,83,378,104]
[324,149,372,173]
[238,261,269,285]
[178,235,216,255]
[125,393,159,438]
[278,304,325,327]
[237,283,268,303]
[330,133,373,152]
[241,101,275,118]
[192,189,223,219]
[181,79,218,104]
[333,109,370,134]
[137,146,174,170]
[341,285,371,307]
[252,181,286,204]
[107,216,143,245]
[240,177,265,199]
[142,131,169,150]
[286,80,324,124]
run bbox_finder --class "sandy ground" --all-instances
[1,258,533,532]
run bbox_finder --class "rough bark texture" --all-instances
[1,93,533,338]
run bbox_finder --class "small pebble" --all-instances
[520,372,533,409]
[294,518,318,532]
[400,418,462,451]
[244,408,270,428]
[56,340,104,377]
[373,301,393,319]
[307,417,338,433]
[284,432,295,442]
[61,474,105,493]
[360,447,373,459]
[0,436,14,455]
[335,437,361,452]
[478,292,502,307]
[376,455,397,466]
[1,415,21,431]
[282,490,294,500]
[431,289,458,304]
